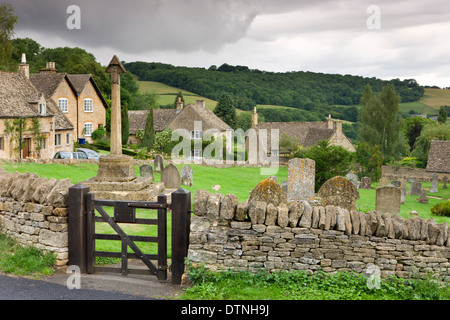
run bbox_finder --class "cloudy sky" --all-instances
[10,0,450,87]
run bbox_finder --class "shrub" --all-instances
[431,201,450,217]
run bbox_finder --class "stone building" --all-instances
[0,68,73,160]
[426,139,450,176]
[249,108,356,157]
[30,62,108,144]
[128,100,232,157]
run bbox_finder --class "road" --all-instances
[0,270,183,300]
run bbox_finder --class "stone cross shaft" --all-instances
[105,55,126,155]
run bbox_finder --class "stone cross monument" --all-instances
[105,55,126,155]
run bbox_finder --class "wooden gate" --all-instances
[68,185,191,285]
[86,194,169,280]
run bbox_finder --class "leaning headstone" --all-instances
[410,181,422,196]
[161,163,180,189]
[181,165,193,187]
[359,176,371,189]
[375,185,401,214]
[429,172,438,193]
[317,176,360,211]
[287,158,315,202]
[443,176,448,189]
[154,154,164,172]
[248,178,287,207]
[139,164,154,180]
[417,188,428,204]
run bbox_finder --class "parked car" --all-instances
[76,148,101,160]
[53,151,88,160]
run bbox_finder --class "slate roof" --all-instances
[0,72,73,131]
[426,140,450,173]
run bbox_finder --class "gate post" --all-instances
[171,188,191,285]
[68,184,90,273]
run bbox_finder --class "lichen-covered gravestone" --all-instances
[417,188,428,204]
[161,163,180,189]
[359,176,371,189]
[139,164,154,180]
[375,185,401,214]
[287,158,315,202]
[181,165,193,187]
[248,178,287,207]
[410,181,422,196]
[317,176,360,211]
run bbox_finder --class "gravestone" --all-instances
[429,173,438,193]
[161,163,180,189]
[345,173,359,188]
[375,185,401,214]
[281,181,288,194]
[317,176,360,211]
[400,187,406,204]
[154,154,165,172]
[391,180,401,188]
[248,178,287,207]
[379,177,389,188]
[287,158,315,202]
[443,176,448,189]
[181,165,193,187]
[139,164,154,180]
[410,181,422,196]
[417,188,428,204]
[359,176,371,189]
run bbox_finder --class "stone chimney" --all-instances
[39,61,58,73]
[251,106,258,127]
[196,100,205,108]
[334,120,342,135]
[18,53,29,79]
[176,97,183,113]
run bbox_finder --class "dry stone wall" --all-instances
[0,169,72,266]
[189,189,450,279]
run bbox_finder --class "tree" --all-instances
[359,84,407,161]
[142,108,155,151]
[0,3,17,70]
[214,93,236,128]
[438,106,448,124]
[291,140,352,191]
[354,142,384,181]
[121,102,129,145]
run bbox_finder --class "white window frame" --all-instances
[190,130,202,140]
[84,123,93,137]
[38,103,46,115]
[84,99,93,112]
[55,133,62,147]
[58,98,69,113]
[191,149,202,158]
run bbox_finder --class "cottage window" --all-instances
[271,150,279,156]
[66,132,70,145]
[84,99,93,112]
[38,103,46,115]
[84,123,93,136]
[39,138,46,150]
[55,133,62,147]
[58,98,69,113]
[0,137,3,150]
[190,130,202,140]
[191,149,202,158]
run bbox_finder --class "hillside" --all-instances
[125,61,425,112]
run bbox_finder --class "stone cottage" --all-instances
[0,67,73,160]
[128,100,232,158]
[30,62,108,144]
[249,107,356,158]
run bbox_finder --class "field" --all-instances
[138,80,450,121]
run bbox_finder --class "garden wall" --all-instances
[0,169,72,266]
[188,189,450,279]
[381,165,449,182]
